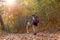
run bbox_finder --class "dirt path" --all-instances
[0,32,60,40]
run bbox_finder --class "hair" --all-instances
[32,14,36,16]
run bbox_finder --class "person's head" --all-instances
[32,14,36,16]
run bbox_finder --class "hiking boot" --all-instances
[34,33,37,35]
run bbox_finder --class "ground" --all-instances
[0,32,60,40]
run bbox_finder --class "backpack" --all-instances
[33,15,39,23]
[36,16,39,23]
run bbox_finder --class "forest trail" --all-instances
[0,32,60,40]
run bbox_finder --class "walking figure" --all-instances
[25,18,30,33]
[32,14,39,35]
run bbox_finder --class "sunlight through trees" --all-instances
[0,0,60,33]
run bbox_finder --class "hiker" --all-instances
[25,18,30,33]
[32,14,39,35]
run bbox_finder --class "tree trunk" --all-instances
[0,15,5,30]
